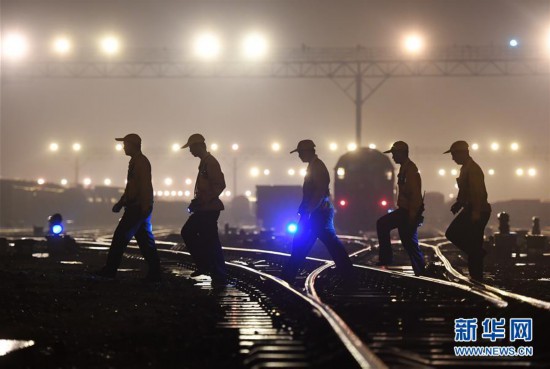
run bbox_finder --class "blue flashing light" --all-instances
[287,223,298,234]
[52,224,63,235]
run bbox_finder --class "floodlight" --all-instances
[329,143,338,151]
[242,32,268,60]
[49,142,59,152]
[193,32,221,60]
[403,34,424,54]
[3,33,29,60]
[100,35,120,55]
[53,36,71,55]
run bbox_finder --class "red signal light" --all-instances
[339,199,347,207]
[380,200,388,207]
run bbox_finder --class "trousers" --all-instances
[105,206,161,276]
[445,209,491,280]
[376,208,425,276]
[282,205,353,282]
[181,211,227,281]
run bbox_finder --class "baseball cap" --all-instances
[290,139,316,154]
[443,140,469,154]
[181,133,206,149]
[383,141,409,153]
[115,133,141,146]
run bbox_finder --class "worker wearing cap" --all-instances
[281,139,353,283]
[444,140,491,281]
[96,133,161,282]
[376,141,425,276]
[180,133,228,287]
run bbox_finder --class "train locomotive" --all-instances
[333,147,396,234]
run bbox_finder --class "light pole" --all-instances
[231,143,239,195]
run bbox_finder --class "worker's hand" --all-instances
[112,202,123,213]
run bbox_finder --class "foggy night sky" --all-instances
[1,0,549,202]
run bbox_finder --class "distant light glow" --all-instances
[52,225,63,235]
[488,169,495,176]
[516,168,524,176]
[451,169,458,176]
[193,32,222,60]
[37,178,45,185]
[104,178,112,186]
[115,143,123,151]
[164,177,173,186]
[528,168,537,177]
[347,143,357,151]
[100,35,120,55]
[337,167,345,179]
[509,39,519,47]
[368,143,377,149]
[156,191,163,197]
[60,178,68,186]
[339,199,347,207]
[232,143,239,151]
[471,143,479,151]
[271,142,281,152]
[287,169,295,176]
[185,178,192,185]
[163,190,170,196]
[53,36,71,55]
[171,191,176,197]
[72,143,81,152]
[438,169,446,176]
[380,200,388,207]
[491,142,500,151]
[225,190,232,197]
[510,142,519,151]
[172,143,180,152]
[299,168,307,177]
[245,190,252,197]
[263,169,270,176]
[83,178,92,186]
[184,190,191,197]
[177,191,183,197]
[250,167,260,177]
[329,142,338,151]
[242,32,268,60]
[49,143,59,152]
[403,34,424,54]
[287,222,298,234]
[3,33,29,60]
[449,193,455,199]
[210,143,219,151]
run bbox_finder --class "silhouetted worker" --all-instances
[444,140,491,282]
[96,133,161,281]
[376,141,425,276]
[281,140,353,283]
[180,134,228,287]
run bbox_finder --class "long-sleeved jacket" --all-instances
[120,152,154,211]
[299,155,331,214]
[396,159,422,219]
[194,153,225,211]
[456,157,491,213]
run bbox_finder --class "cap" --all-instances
[115,133,141,146]
[290,139,316,154]
[383,141,409,153]
[181,133,205,149]
[443,140,469,154]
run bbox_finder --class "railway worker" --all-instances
[281,139,354,283]
[96,133,161,282]
[376,141,426,276]
[444,140,491,282]
[180,133,228,287]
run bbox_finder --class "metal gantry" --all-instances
[3,45,550,145]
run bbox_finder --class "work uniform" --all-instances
[281,155,353,282]
[105,152,161,277]
[445,157,491,280]
[181,153,227,283]
[376,159,425,276]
